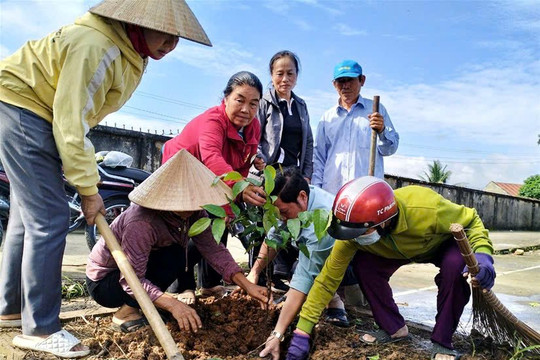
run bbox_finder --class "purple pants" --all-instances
[351,240,470,349]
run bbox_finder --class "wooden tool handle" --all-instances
[449,223,479,275]
[368,96,380,176]
[96,214,185,360]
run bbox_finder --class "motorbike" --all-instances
[0,151,151,249]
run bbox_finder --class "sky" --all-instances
[1,0,539,190]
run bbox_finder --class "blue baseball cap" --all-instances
[333,60,362,80]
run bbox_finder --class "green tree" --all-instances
[519,175,540,199]
[419,160,452,184]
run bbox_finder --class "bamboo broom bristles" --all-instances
[450,223,540,354]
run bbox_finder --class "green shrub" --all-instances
[519,175,540,199]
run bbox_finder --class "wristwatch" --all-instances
[271,330,285,342]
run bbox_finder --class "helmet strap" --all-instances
[376,212,398,237]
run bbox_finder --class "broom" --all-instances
[450,223,540,354]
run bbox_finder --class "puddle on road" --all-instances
[394,290,540,334]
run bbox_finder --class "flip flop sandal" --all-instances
[324,308,350,327]
[358,328,411,345]
[0,318,22,328]
[111,316,149,333]
[12,329,90,359]
[431,342,462,360]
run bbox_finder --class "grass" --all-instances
[61,276,88,300]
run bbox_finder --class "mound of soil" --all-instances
[15,294,532,359]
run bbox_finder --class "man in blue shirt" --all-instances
[312,60,399,195]
[247,167,347,360]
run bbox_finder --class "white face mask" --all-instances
[354,230,381,246]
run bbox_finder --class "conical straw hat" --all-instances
[128,149,232,211]
[89,0,212,46]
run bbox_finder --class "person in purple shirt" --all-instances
[85,150,270,333]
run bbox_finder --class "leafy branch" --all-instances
[188,165,332,257]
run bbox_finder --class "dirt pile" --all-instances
[15,294,528,359]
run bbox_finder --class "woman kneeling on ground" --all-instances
[85,150,270,333]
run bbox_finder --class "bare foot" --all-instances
[434,354,457,360]
[177,289,196,305]
[0,314,21,320]
[112,304,142,325]
[362,325,408,343]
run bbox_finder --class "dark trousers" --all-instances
[351,240,470,349]
[168,230,230,292]
[87,244,186,308]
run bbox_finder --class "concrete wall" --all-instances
[385,175,540,231]
[88,125,170,172]
[88,126,540,231]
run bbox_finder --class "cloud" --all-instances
[497,0,540,31]
[0,1,88,42]
[333,24,367,37]
[168,41,262,77]
[295,0,343,16]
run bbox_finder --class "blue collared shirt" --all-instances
[312,95,399,194]
[269,186,336,295]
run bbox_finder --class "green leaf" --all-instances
[232,180,250,198]
[279,230,291,246]
[270,195,278,203]
[313,209,331,241]
[298,243,310,259]
[202,204,226,218]
[212,176,221,186]
[298,211,312,224]
[265,238,279,250]
[247,206,262,222]
[263,210,278,233]
[245,177,263,186]
[188,217,211,237]
[368,355,380,360]
[264,165,276,194]
[230,202,241,217]
[222,171,243,181]
[263,201,276,211]
[211,218,226,244]
[287,218,301,240]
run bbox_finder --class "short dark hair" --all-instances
[271,166,309,203]
[269,50,301,75]
[223,71,263,99]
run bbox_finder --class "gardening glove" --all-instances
[285,330,310,360]
[462,253,496,290]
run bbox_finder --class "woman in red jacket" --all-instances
[162,71,266,300]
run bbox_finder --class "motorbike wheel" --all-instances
[0,221,3,247]
[85,197,131,250]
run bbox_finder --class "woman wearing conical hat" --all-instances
[0,0,210,357]
[86,150,271,334]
